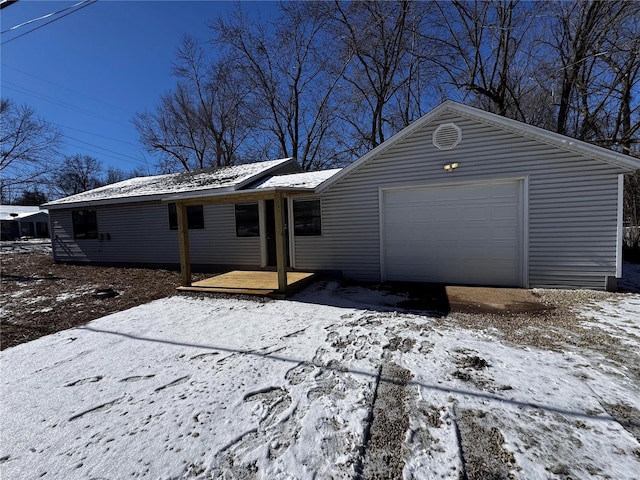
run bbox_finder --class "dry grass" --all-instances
[1,251,205,350]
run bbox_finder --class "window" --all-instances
[235,203,260,237]
[72,210,98,239]
[293,200,321,236]
[168,204,204,230]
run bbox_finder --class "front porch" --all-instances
[169,187,315,298]
[176,270,317,298]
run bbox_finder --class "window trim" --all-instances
[293,199,322,236]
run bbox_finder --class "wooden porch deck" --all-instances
[176,270,317,298]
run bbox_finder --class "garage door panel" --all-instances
[382,181,522,287]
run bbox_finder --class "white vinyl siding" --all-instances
[49,157,299,269]
[51,202,261,268]
[294,111,626,289]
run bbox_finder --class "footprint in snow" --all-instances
[154,375,190,392]
[120,375,155,383]
[64,376,103,387]
[190,352,220,361]
[285,363,316,386]
[243,386,292,430]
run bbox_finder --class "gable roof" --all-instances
[43,158,297,209]
[317,101,640,193]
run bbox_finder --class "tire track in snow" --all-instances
[357,362,413,480]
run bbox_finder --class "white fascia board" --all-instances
[44,193,170,210]
[44,187,237,210]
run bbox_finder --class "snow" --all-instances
[1,282,639,478]
[0,205,47,221]
[44,158,293,207]
[252,169,342,190]
[0,239,52,255]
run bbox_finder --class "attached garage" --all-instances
[381,180,524,287]
[299,102,640,291]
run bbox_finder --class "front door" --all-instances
[265,199,290,267]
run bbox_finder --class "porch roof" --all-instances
[162,186,316,206]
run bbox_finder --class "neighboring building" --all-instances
[0,205,49,240]
[43,102,640,290]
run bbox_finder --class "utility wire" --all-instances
[54,122,140,148]
[63,135,149,166]
[2,0,89,34]
[1,0,97,46]
[2,64,132,115]
[3,81,130,127]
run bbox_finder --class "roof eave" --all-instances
[162,186,315,206]
[43,192,174,210]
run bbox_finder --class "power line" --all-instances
[62,135,148,166]
[2,0,89,34]
[1,64,132,115]
[3,81,130,127]
[53,122,140,148]
[64,140,149,167]
[1,0,97,46]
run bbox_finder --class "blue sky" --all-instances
[1,0,278,174]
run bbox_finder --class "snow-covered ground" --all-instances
[1,281,639,479]
[0,239,51,255]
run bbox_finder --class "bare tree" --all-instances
[0,98,61,199]
[427,0,543,121]
[13,188,47,206]
[331,0,432,152]
[53,154,104,196]
[212,2,347,170]
[134,36,257,173]
[542,1,634,139]
[173,37,252,168]
[591,3,640,156]
[134,85,208,173]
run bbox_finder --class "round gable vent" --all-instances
[432,122,462,150]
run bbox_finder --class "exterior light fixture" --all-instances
[443,162,459,172]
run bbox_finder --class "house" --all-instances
[43,101,640,291]
[0,205,49,240]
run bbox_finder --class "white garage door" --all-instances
[382,181,522,286]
